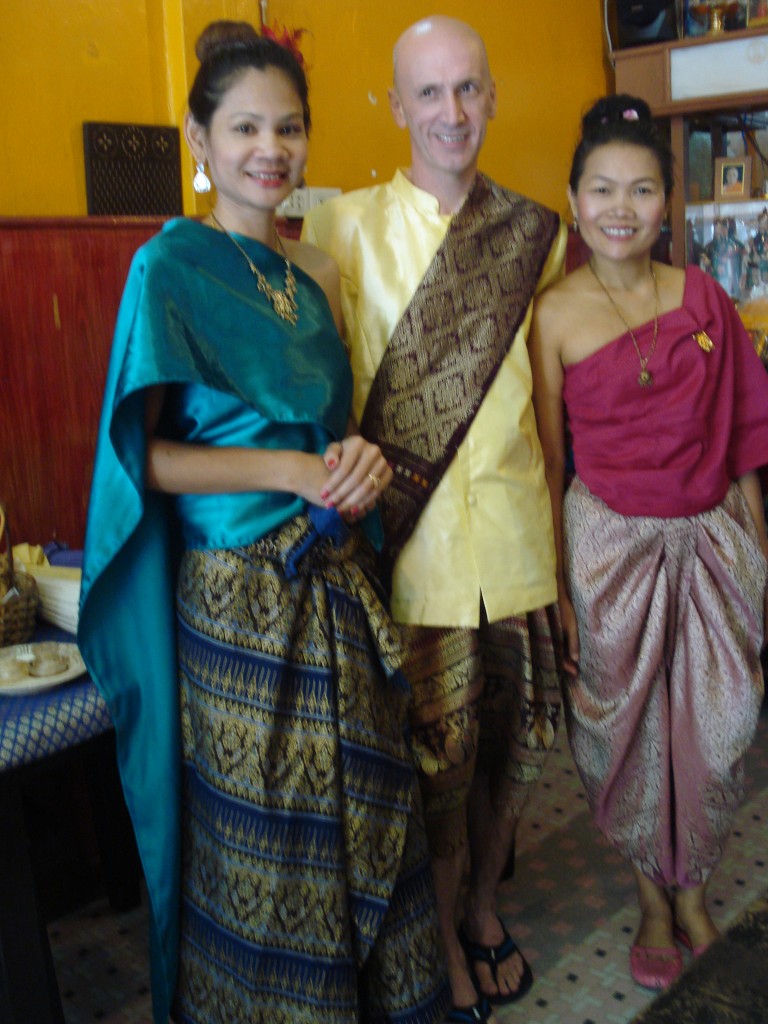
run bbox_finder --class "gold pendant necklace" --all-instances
[210,212,298,325]
[589,260,659,387]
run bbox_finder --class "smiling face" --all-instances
[185,66,308,230]
[569,142,667,266]
[388,19,496,201]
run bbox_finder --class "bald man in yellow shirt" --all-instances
[303,16,565,1024]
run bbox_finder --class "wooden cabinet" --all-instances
[614,26,768,268]
[0,218,164,548]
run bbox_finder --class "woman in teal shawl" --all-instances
[78,21,449,1024]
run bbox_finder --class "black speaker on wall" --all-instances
[614,0,679,48]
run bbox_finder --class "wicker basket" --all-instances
[0,504,39,647]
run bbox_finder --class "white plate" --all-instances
[0,642,87,696]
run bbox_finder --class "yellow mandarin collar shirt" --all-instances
[303,169,566,628]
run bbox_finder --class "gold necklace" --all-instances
[588,260,659,387]
[210,212,298,325]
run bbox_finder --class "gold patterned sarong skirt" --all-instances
[401,605,562,857]
[564,478,766,888]
[170,510,450,1024]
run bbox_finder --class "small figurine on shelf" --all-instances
[748,0,768,28]
[685,0,748,34]
[746,208,768,289]
[705,217,746,297]
[686,219,708,265]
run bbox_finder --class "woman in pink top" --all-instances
[530,94,768,992]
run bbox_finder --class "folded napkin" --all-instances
[13,547,81,635]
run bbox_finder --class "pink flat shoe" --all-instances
[673,925,711,958]
[629,944,683,989]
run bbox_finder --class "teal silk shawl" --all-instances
[78,218,355,1023]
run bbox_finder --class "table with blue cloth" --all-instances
[0,629,112,771]
[0,624,140,1024]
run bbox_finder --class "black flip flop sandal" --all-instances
[445,995,493,1022]
[458,916,534,1005]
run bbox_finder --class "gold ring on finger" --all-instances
[367,473,381,489]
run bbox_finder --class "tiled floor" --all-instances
[497,707,768,1024]
[49,710,768,1024]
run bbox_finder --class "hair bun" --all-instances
[195,20,260,63]
[582,94,653,138]
[568,93,674,195]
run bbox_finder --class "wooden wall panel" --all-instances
[0,218,164,548]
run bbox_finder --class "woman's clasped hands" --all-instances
[302,435,392,522]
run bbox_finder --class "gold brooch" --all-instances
[693,330,714,352]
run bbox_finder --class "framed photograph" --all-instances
[748,0,768,27]
[714,157,752,202]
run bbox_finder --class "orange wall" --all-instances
[275,0,611,215]
[4,1,159,216]
[3,1,610,219]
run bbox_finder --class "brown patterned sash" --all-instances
[360,173,559,578]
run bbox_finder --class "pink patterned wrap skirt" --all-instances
[563,477,766,888]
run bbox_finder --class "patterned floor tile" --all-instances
[48,710,768,1023]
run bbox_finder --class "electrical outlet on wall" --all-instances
[278,186,341,217]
